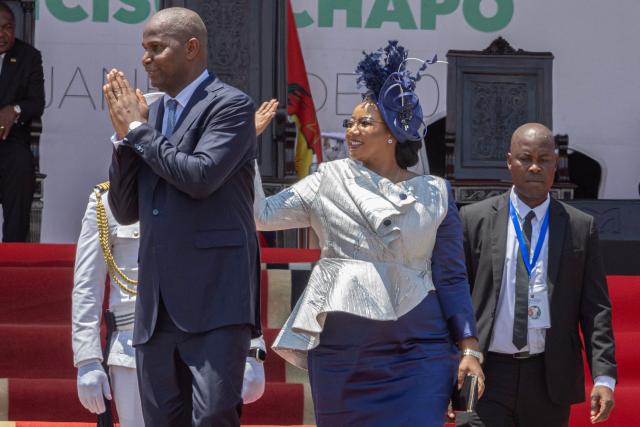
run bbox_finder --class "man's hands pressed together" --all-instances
[103,69,148,139]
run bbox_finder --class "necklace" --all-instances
[389,168,408,184]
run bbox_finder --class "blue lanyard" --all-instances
[509,199,550,277]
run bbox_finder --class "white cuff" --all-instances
[76,357,102,368]
[128,121,143,132]
[594,375,616,392]
[110,133,123,148]
[250,335,266,352]
[77,359,103,373]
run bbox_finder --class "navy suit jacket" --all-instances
[108,74,261,345]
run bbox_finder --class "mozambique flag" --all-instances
[287,1,322,177]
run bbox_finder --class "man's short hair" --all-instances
[0,2,16,22]
[151,7,207,45]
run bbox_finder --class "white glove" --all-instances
[77,360,112,414]
[242,356,265,404]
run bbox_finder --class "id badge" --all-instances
[528,289,551,329]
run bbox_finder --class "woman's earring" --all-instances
[387,138,393,145]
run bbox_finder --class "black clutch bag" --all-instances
[451,374,479,413]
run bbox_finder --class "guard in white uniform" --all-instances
[72,182,266,427]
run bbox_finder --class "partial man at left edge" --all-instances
[0,1,45,242]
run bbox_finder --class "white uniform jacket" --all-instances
[72,188,139,368]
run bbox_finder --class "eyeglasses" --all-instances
[342,117,385,130]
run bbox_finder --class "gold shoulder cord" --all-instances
[94,182,138,295]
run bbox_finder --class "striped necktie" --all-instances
[165,99,178,137]
[512,210,536,350]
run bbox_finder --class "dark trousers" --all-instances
[136,300,251,427]
[456,353,570,427]
[0,140,34,242]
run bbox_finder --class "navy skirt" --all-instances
[307,291,458,427]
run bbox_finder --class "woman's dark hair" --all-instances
[395,139,422,169]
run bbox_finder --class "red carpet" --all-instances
[0,244,637,426]
[4,379,303,425]
[0,424,313,427]
[0,244,308,425]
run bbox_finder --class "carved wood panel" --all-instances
[467,81,529,162]
[176,0,286,177]
[197,0,251,92]
[446,38,553,180]
[454,185,573,205]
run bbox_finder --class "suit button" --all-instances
[135,144,144,153]
[383,219,391,226]
[152,209,159,216]
[399,193,407,200]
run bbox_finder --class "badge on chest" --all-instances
[528,289,551,329]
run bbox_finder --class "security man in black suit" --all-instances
[457,123,617,426]
[0,1,44,242]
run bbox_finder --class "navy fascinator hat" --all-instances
[355,41,436,144]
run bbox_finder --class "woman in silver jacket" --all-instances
[253,42,484,426]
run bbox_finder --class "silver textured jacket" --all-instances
[254,158,449,369]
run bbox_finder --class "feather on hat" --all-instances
[355,40,436,143]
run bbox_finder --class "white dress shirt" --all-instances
[0,53,5,75]
[489,188,550,355]
[489,188,615,391]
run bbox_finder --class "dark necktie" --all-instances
[165,99,178,137]
[512,210,536,350]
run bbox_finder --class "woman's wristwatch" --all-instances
[461,348,484,364]
[248,348,266,363]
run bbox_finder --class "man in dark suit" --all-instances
[103,7,260,426]
[457,123,616,426]
[0,2,44,242]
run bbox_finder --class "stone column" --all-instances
[162,0,287,177]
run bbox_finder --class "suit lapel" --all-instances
[151,100,164,132]
[546,198,567,301]
[490,192,510,300]
[145,100,163,191]
[171,75,221,145]
[147,75,222,192]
